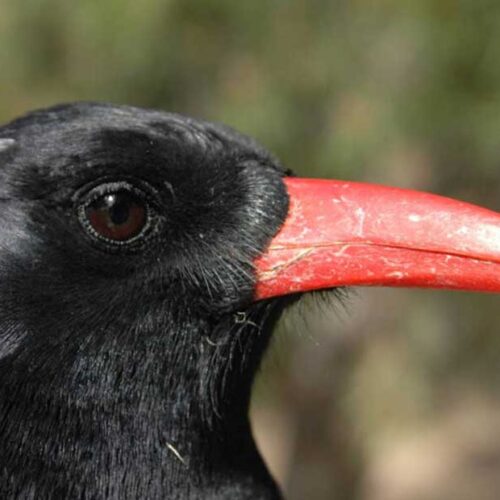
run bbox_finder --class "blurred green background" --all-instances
[1,1,499,499]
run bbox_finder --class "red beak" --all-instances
[255,178,500,300]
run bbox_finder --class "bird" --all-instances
[0,102,498,500]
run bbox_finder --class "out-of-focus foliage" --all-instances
[1,1,499,499]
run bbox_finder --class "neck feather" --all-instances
[0,299,288,499]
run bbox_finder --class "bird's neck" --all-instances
[0,300,286,499]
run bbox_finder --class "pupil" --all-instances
[106,193,131,226]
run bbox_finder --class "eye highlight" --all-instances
[78,182,153,245]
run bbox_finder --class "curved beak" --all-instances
[255,178,500,300]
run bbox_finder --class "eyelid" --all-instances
[83,181,145,205]
[73,177,163,209]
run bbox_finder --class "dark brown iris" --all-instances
[85,190,147,242]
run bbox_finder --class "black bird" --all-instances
[0,103,498,500]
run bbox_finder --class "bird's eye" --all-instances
[80,188,149,244]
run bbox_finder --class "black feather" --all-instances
[0,103,295,499]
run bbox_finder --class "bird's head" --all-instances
[0,102,288,317]
[0,102,499,498]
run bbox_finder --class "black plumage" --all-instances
[0,103,294,499]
